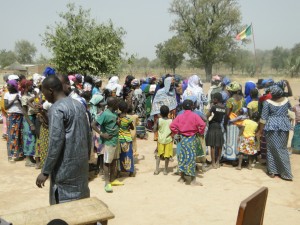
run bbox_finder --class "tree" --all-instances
[0,50,17,68]
[271,47,290,72]
[35,54,51,64]
[42,3,125,75]
[14,40,37,63]
[170,0,242,81]
[155,36,185,73]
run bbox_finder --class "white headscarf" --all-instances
[182,75,206,112]
[105,76,122,97]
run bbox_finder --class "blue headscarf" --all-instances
[43,67,55,77]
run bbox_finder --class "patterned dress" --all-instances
[223,97,245,160]
[119,116,134,173]
[261,98,293,180]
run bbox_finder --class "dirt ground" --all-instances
[0,78,300,225]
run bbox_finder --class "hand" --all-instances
[36,173,48,188]
[100,133,112,140]
[256,131,262,138]
[14,95,19,102]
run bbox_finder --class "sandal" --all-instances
[111,179,124,186]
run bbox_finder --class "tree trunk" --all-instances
[173,67,176,74]
[204,64,213,82]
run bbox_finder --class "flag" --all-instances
[236,24,252,40]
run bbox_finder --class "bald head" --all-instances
[42,75,64,103]
[42,75,63,92]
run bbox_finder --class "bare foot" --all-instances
[247,165,252,170]
[163,169,168,175]
[154,170,159,175]
[212,164,217,169]
[236,167,242,170]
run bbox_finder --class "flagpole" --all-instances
[251,23,258,75]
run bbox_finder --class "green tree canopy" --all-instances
[169,0,242,81]
[0,50,17,69]
[42,3,125,75]
[271,47,289,72]
[155,36,186,73]
[14,40,37,64]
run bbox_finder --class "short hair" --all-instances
[81,91,92,102]
[160,105,169,117]
[118,100,128,113]
[107,96,117,108]
[250,88,258,98]
[42,75,63,92]
[251,111,260,122]
[212,92,223,102]
[182,99,193,110]
[47,219,68,225]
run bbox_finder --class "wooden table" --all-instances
[1,197,115,225]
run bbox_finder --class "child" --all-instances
[291,98,300,153]
[170,100,206,185]
[127,107,139,158]
[95,97,119,193]
[229,107,249,125]
[90,94,106,175]
[153,105,173,175]
[131,79,147,139]
[206,93,226,169]
[247,88,259,118]
[237,112,260,170]
[118,100,135,177]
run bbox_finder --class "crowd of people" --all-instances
[1,68,299,199]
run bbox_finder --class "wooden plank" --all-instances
[236,187,268,225]
[1,197,114,225]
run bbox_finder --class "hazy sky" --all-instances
[1,0,299,60]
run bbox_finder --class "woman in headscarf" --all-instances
[170,99,206,185]
[20,79,37,167]
[123,75,135,101]
[257,85,293,180]
[83,75,94,92]
[182,75,207,113]
[105,76,122,97]
[4,79,24,161]
[244,81,256,106]
[92,78,102,96]
[90,94,106,174]
[224,81,245,161]
[151,77,177,141]
[131,79,147,139]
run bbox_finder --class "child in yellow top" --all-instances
[153,105,173,175]
[237,112,259,170]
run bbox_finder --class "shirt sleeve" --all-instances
[194,114,206,135]
[4,92,9,100]
[170,116,180,134]
[42,107,65,175]
[96,112,105,125]
[260,101,269,124]
[226,98,233,109]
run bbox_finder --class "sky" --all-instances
[0,0,300,60]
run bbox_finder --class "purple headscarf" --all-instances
[7,80,19,91]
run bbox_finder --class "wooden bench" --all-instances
[236,187,268,225]
[0,197,114,225]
